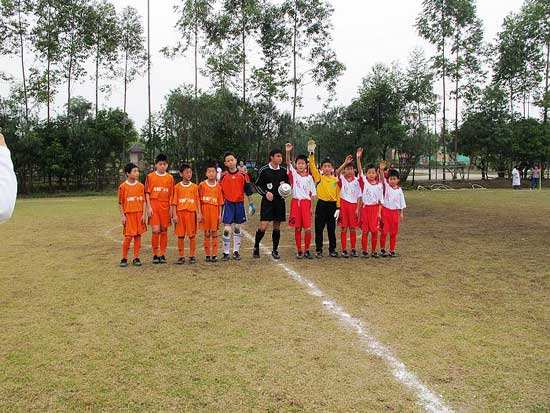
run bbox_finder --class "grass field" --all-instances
[1,189,549,412]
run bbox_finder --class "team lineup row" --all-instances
[117,140,406,267]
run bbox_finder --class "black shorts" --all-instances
[260,197,286,222]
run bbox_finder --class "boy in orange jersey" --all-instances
[171,164,201,265]
[199,162,224,262]
[118,163,147,267]
[145,154,174,264]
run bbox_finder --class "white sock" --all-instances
[233,228,242,253]
[223,229,231,255]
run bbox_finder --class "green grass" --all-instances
[1,190,549,411]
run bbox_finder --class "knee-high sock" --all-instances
[151,232,160,256]
[295,228,302,253]
[272,229,281,251]
[223,229,231,254]
[361,232,368,252]
[254,229,265,249]
[304,229,312,252]
[233,227,242,253]
[122,236,132,259]
[390,234,397,252]
[371,231,378,252]
[380,232,388,250]
[212,233,219,256]
[178,237,185,257]
[341,229,347,251]
[159,232,168,255]
[189,236,196,257]
[133,235,141,258]
[350,228,357,250]
[204,232,211,256]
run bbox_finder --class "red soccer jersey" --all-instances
[219,170,250,203]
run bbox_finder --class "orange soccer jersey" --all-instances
[118,180,147,236]
[171,182,200,237]
[145,171,174,227]
[199,180,224,231]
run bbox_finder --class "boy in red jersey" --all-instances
[118,163,147,267]
[145,154,174,264]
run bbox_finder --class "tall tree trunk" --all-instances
[241,0,246,102]
[67,54,73,115]
[291,10,298,140]
[95,42,99,117]
[194,15,198,99]
[46,4,52,125]
[454,40,459,161]
[123,49,128,113]
[441,13,447,182]
[147,0,152,139]
[544,42,549,125]
[17,0,29,123]
[509,81,513,116]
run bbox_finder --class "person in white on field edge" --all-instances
[0,132,17,222]
[512,165,521,190]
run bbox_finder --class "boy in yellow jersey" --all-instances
[308,140,347,258]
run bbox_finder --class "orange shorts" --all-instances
[175,210,197,237]
[149,199,170,228]
[123,212,147,237]
[201,203,221,231]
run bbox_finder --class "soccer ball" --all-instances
[278,183,292,198]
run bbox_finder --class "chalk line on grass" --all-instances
[242,228,452,413]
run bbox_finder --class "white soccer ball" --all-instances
[278,183,292,198]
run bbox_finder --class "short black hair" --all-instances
[366,163,376,171]
[296,154,308,163]
[155,153,168,164]
[321,157,333,167]
[205,161,217,171]
[269,148,282,159]
[388,169,399,178]
[124,162,138,175]
[179,163,192,173]
[224,152,237,161]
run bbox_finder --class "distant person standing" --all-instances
[530,165,540,190]
[0,132,17,223]
[512,165,521,190]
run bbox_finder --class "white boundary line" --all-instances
[242,229,452,413]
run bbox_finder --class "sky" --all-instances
[0,0,528,128]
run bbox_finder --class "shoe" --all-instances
[296,252,304,259]
[361,251,369,259]
[389,251,398,258]
[329,251,339,258]
[341,250,349,259]
[253,248,260,259]
[152,255,160,264]
[159,255,167,264]
[211,256,218,263]
[371,252,379,259]
[271,250,281,260]
[119,258,128,267]
[205,256,211,262]
[380,249,388,257]
[351,249,359,258]
[189,256,197,264]
[315,251,323,259]
[304,251,313,260]
[132,258,142,267]
[222,253,231,261]
[176,257,185,265]
[233,251,241,261]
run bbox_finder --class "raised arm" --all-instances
[308,153,321,183]
[285,143,293,168]
[356,147,364,176]
[336,155,353,176]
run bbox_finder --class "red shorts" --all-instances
[123,212,147,237]
[339,199,359,228]
[381,207,400,236]
[361,204,380,233]
[200,203,221,231]
[174,210,197,237]
[149,199,170,229]
[289,199,312,229]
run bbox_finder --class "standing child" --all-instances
[285,143,317,259]
[219,152,255,261]
[337,154,362,258]
[118,163,147,267]
[356,148,383,258]
[171,164,201,265]
[199,163,224,262]
[512,165,521,190]
[379,165,406,257]
[145,154,174,264]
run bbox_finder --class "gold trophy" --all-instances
[307,139,316,155]
[379,159,388,170]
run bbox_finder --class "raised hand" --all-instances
[356,147,363,158]
[345,155,353,165]
[285,142,293,152]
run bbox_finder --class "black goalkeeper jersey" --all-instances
[255,163,289,199]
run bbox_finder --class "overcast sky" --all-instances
[0,0,527,128]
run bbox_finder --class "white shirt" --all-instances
[360,176,384,206]
[288,164,316,200]
[512,168,521,186]
[384,184,406,210]
[339,175,362,204]
[216,167,222,182]
[0,146,17,223]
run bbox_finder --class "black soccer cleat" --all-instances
[341,250,349,259]
[159,255,167,264]
[296,252,304,260]
[329,251,339,258]
[205,256,212,262]
[315,251,323,259]
[380,249,388,257]
[119,258,128,267]
[362,251,369,259]
[176,257,185,265]
[188,256,197,264]
[304,251,313,260]
[253,248,260,259]
[222,253,231,261]
[233,251,241,261]
[271,250,281,260]
[371,252,379,259]
[351,249,359,258]
[152,255,160,264]
[389,251,398,258]
[132,258,142,267]
[211,255,218,263]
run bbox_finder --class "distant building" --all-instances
[128,143,145,169]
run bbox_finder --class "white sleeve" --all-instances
[400,190,406,209]
[309,176,317,197]
[0,146,17,223]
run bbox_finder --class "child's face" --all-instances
[206,167,216,180]
[181,168,192,181]
[388,176,400,187]
[344,165,355,178]
[321,162,333,175]
[366,168,377,182]
[128,167,140,180]
[270,153,283,166]
[296,159,307,173]
[155,161,168,174]
[224,155,237,171]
